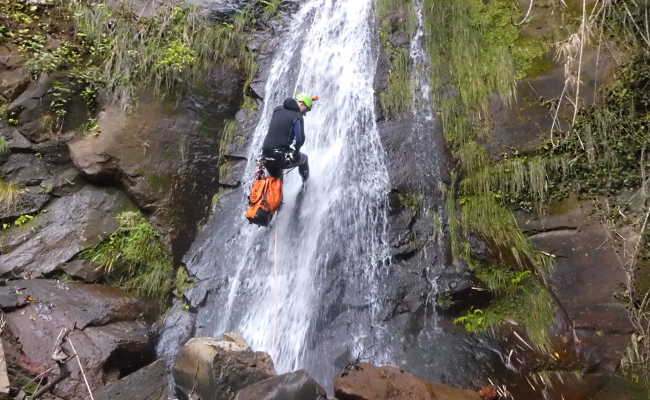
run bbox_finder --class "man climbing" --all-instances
[261,93,318,182]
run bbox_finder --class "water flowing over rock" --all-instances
[334,363,481,400]
[160,0,504,389]
[173,335,276,400]
[2,279,155,399]
[234,370,327,400]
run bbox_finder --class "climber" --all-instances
[261,93,318,182]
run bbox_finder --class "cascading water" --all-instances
[183,0,392,385]
[163,0,508,390]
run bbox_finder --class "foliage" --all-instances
[65,0,258,108]
[425,0,556,346]
[0,179,20,213]
[380,47,413,118]
[455,279,554,346]
[0,135,8,154]
[545,49,649,201]
[174,265,193,298]
[376,0,416,117]
[82,211,174,301]
[260,0,282,19]
[1,0,259,123]
[398,191,424,211]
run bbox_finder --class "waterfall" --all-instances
[185,0,392,385]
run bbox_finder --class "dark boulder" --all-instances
[194,0,255,19]
[0,185,136,278]
[155,301,195,359]
[234,370,327,400]
[334,362,481,400]
[7,73,57,143]
[3,279,155,399]
[95,359,168,400]
[0,286,25,310]
[174,335,276,400]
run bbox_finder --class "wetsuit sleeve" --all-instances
[290,118,305,150]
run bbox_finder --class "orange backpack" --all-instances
[245,176,283,226]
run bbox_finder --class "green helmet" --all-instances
[294,93,319,109]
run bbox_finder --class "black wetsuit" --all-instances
[261,98,309,180]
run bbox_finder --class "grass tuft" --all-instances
[0,179,20,213]
[0,136,9,154]
[64,0,258,108]
[82,211,174,301]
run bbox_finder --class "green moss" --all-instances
[513,37,551,78]
[0,135,8,154]
[377,0,416,118]
[398,191,424,211]
[174,265,193,298]
[147,173,172,194]
[380,46,413,118]
[82,211,174,302]
[377,0,417,36]
[455,269,554,347]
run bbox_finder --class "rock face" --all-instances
[518,201,634,372]
[95,359,168,400]
[234,370,327,400]
[174,335,276,400]
[334,363,481,400]
[0,185,136,278]
[2,279,155,399]
[69,65,243,260]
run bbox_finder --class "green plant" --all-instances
[66,0,257,108]
[380,47,413,118]
[260,0,282,19]
[0,180,20,212]
[13,213,34,226]
[0,135,8,154]
[82,211,174,301]
[174,265,193,298]
[398,192,423,211]
[376,0,416,118]
[47,80,74,128]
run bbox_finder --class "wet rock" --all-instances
[8,73,56,143]
[0,125,33,151]
[0,44,24,70]
[1,153,51,186]
[155,301,195,358]
[3,279,154,399]
[95,359,168,400]
[174,335,276,400]
[334,363,481,400]
[61,259,102,282]
[0,67,30,102]
[0,186,50,222]
[235,370,327,400]
[520,200,633,372]
[69,64,242,261]
[196,0,255,19]
[0,185,136,278]
[0,286,25,310]
[487,48,616,157]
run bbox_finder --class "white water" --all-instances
[194,0,392,380]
